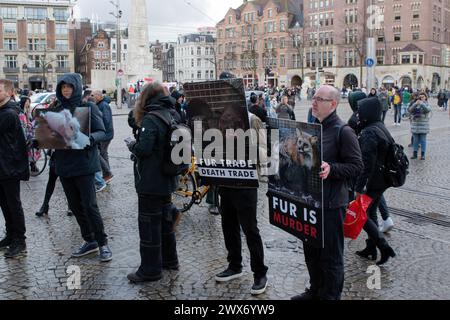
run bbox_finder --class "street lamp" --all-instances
[110,0,123,108]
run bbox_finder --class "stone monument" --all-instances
[126,0,162,84]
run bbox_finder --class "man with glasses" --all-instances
[292,85,363,300]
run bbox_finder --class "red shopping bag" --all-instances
[344,194,373,240]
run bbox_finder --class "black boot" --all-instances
[376,239,396,266]
[420,152,426,161]
[35,204,49,217]
[356,239,377,261]
[411,151,418,160]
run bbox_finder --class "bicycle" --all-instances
[172,156,220,213]
[29,147,49,177]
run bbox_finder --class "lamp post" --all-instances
[110,0,123,108]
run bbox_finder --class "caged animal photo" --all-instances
[35,108,91,150]
[269,127,322,207]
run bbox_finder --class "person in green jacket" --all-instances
[401,88,411,118]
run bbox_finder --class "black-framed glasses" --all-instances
[312,96,333,102]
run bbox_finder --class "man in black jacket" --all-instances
[0,79,29,258]
[292,85,363,300]
[50,74,112,262]
[248,94,267,123]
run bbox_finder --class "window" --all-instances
[0,7,18,19]
[197,71,201,79]
[197,47,201,55]
[5,55,17,68]
[280,20,286,32]
[94,51,101,59]
[413,13,419,19]
[28,22,46,35]
[412,32,419,40]
[402,55,411,64]
[394,34,401,41]
[53,8,69,21]
[419,55,423,64]
[3,38,17,51]
[197,58,201,67]
[3,22,17,34]
[191,59,194,67]
[102,51,109,59]
[280,55,285,67]
[376,49,384,65]
[28,38,46,51]
[56,39,68,51]
[210,71,214,79]
[112,43,116,50]
[378,36,384,43]
[25,7,47,20]
[123,44,127,50]
[268,9,273,18]
[394,14,401,21]
[98,42,105,49]
[57,55,69,68]
[28,55,43,68]
[55,23,68,35]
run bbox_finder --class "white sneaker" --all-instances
[380,217,394,233]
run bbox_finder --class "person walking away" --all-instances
[249,94,267,123]
[92,90,115,185]
[126,83,179,283]
[50,74,112,262]
[292,85,363,300]
[354,97,397,265]
[402,88,411,118]
[0,79,29,258]
[408,93,432,160]
[393,89,402,126]
[437,90,446,110]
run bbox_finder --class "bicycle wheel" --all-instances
[30,148,48,177]
[172,172,197,213]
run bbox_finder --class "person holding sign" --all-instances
[292,85,363,301]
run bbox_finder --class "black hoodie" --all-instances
[0,99,29,181]
[52,73,107,178]
[355,97,392,196]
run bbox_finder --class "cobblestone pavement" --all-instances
[0,99,449,300]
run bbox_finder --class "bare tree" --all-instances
[287,24,305,81]
[240,22,258,87]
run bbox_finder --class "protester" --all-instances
[402,88,411,118]
[408,92,432,160]
[393,88,402,126]
[248,93,267,123]
[354,97,397,265]
[127,82,179,283]
[292,85,363,300]
[215,73,269,296]
[276,96,296,120]
[49,73,112,262]
[0,79,29,258]
[378,87,390,123]
[368,88,378,97]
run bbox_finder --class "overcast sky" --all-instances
[76,0,243,41]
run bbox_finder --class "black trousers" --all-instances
[42,165,58,207]
[60,175,107,246]
[137,194,178,277]
[0,179,26,242]
[219,187,268,278]
[303,207,346,300]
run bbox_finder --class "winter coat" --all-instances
[52,73,107,178]
[131,93,177,196]
[0,99,30,181]
[97,98,114,141]
[320,111,363,209]
[276,103,296,120]
[378,91,389,112]
[249,104,267,123]
[355,97,392,197]
[408,101,432,134]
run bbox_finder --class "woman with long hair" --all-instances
[127,82,179,283]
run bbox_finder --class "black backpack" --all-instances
[373,125,409,188]
[148,111,191,176]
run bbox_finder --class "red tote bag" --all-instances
[344,194,373,240]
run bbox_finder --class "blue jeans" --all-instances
[413,133,427,154]
[95,171,106,188]
[394,105,402,123]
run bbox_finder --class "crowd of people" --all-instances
[0,71,440,300]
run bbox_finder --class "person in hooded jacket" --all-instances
[126,82,179,283]
[354,97,397,265]
[48,73,112,262]
[0,79,29,258]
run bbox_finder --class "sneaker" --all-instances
[71,241,99,258]
[99,245,112,262]
[4,241,27,259]
[251,275,268,295]
[208,205,220,216]
[0,237,12,250]
[95,184,107,193]
[104,175,114,185]
[215,268,243,282]
[379,217,394,233]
